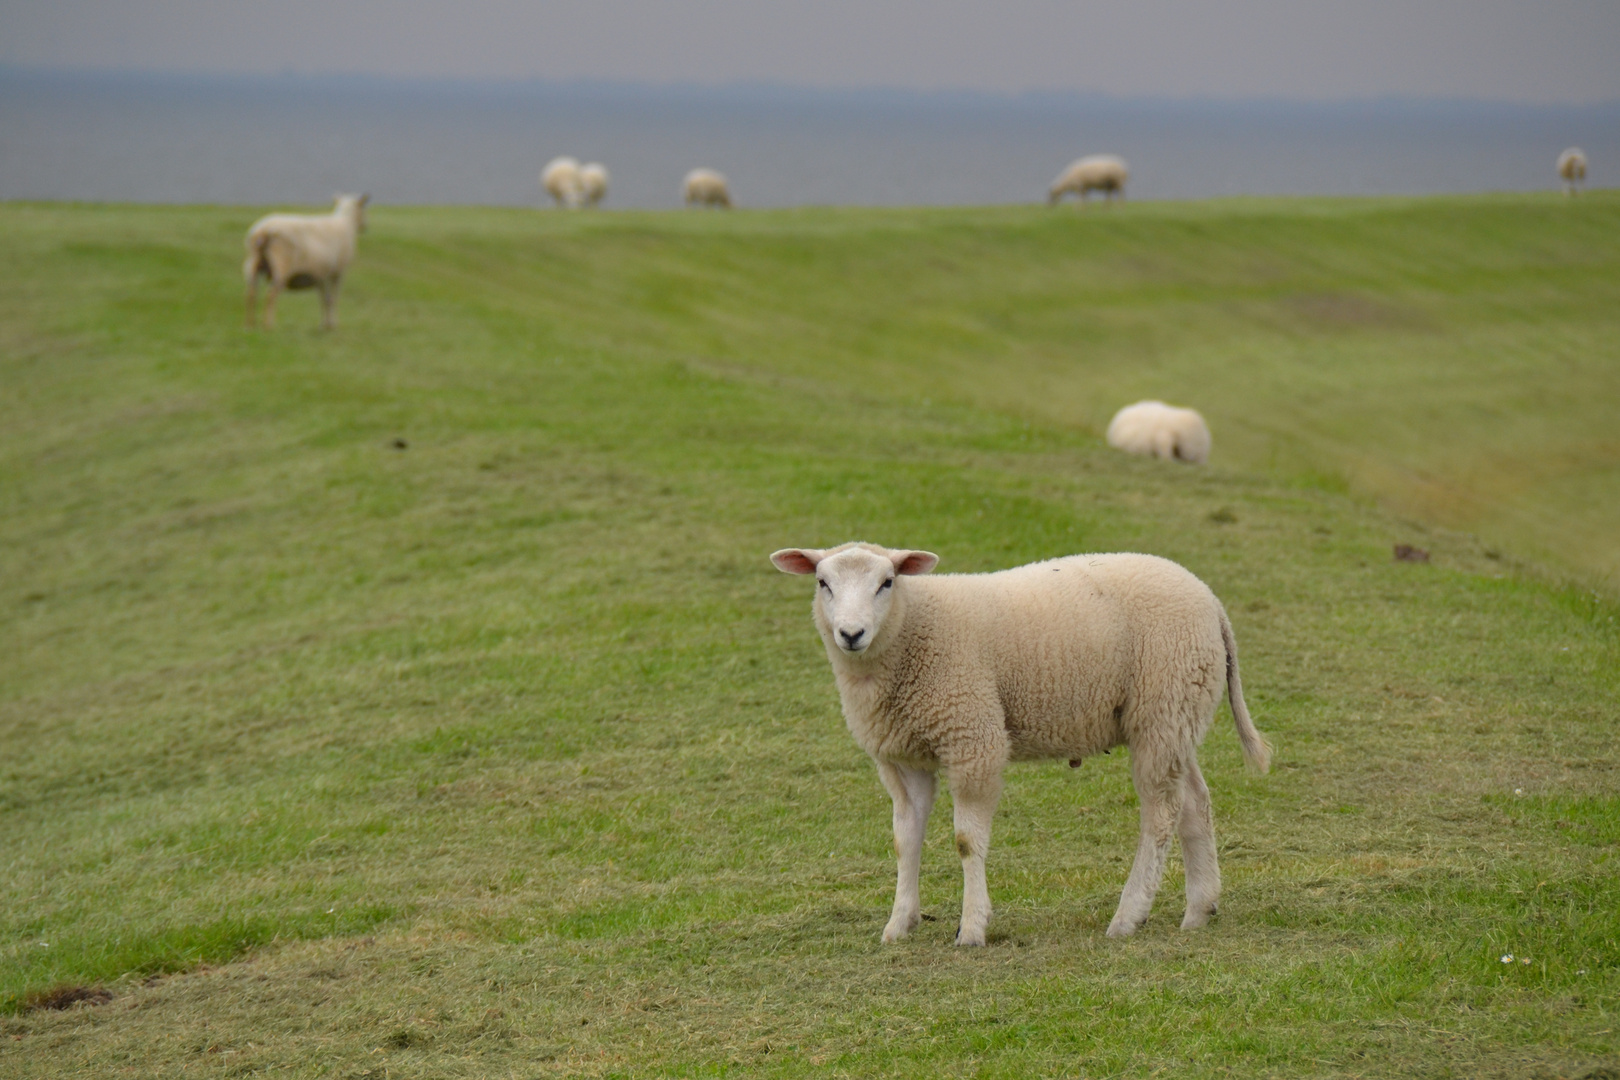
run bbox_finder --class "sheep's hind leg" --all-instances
[262,279,283,329]
[1108,750,1185,938]
[1177,758,1221,929]
[949,765,1003,946]
[244,273,259,328]
[877,762,936,942]
[319,280,339,330]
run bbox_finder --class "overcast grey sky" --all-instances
[2,1,1617,104]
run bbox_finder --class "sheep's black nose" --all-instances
[840,628,865,647]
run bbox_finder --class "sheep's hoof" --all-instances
[1180,903,1217,930]
[882,913,919,942]
[1105,919,1138,938]
[954,925,987,947]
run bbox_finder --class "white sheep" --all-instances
[1106,400,1211,464]
[579,162,610,207]
[541,156,583,208]
[683,168,732,208]
[243,194,368,330]
[771,542,1270,945]
[1049,154,1129,205]
[1558,147,1588,195]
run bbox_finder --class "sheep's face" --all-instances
[770,544,938,656]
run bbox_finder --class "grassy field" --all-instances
[1,194,1617,1078]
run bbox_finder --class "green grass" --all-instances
[1,195,1617,1078]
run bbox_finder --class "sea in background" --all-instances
[2,68,1616,208]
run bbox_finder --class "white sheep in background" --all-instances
[541,156,583,208]
[1049,154,1129,205]
[772,543,1270,944]
[683,167,732,208]
[243,193,368,330]
[579,162,610,207]
[1106,400,1212,464]
[1558,147,1588,195]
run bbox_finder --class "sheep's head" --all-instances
[335,193,370,232]
[771,543,938,656]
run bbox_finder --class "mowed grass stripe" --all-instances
[0,198,1616,1077]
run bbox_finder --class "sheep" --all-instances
[579,162,610,207]
[1558,147,1588,196]
[243,193,368,330]
[1106,400,1211,464]
[683,167,732,208]
[1049,154,1129,205]
[541,156,583,208]
[770,542,1270,945]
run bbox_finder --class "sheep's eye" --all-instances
[878,578,893,593]
[818,579,831,593]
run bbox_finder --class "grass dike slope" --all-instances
[0,196,1616,1077]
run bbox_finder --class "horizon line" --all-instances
[6,63,1620,114]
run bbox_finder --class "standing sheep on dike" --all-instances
[771,542,1271,944]
[579,162,610,207]
[1107,400,1212,464]
[1049,154,1129,205]
[1558,148,1588,195]
[541,156,583,207]
[683,167,732,208]
[243,193,368,331]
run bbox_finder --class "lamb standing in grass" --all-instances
[579,163,610,207]
[243,193,368,330]
[1106,400,1212,464]
[683,168,732,208]
[541,156,583,208]
[1049,154,1129,205]
[1558,148,1588,195]
[771,542,1270,945]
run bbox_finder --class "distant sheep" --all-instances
[771,542,1270,944]
[243,194,368,330]
[541,156,583,208]
[1049,155,1129,205]
[579,163,610,207]
[1558,148,1588,196]
[683,168,732,208]
[1106,401,1211,464]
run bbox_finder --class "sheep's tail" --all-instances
[1219,605,1272,774]
[243,227,271,282]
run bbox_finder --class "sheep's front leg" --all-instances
[877,761,935,942]
[949,766,1003,946]
[319,279,338,330]
[1108,750,1185,937]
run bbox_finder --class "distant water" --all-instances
[2,70,1615,208]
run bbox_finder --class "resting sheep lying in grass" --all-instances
[771,542,1270,945]
[1049,154,1129,205]
[1559,148,1588,195]
[243,193,368,330]
[683,168,732,208]
[541,156,583,208]
[1106,400,1212,464]
[579,163,610,207]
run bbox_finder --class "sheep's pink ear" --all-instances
[770,548,823,575]
[891,550,939,575]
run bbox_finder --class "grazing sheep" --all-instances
[579,162,610,207]
[243,194,368,330]
[771,542,1270,945]
[1106,400,1211,464]
[1049,154,1129,205]
[1558,147,1588,195]
[541,156,583,208]
[683,168,732,208]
